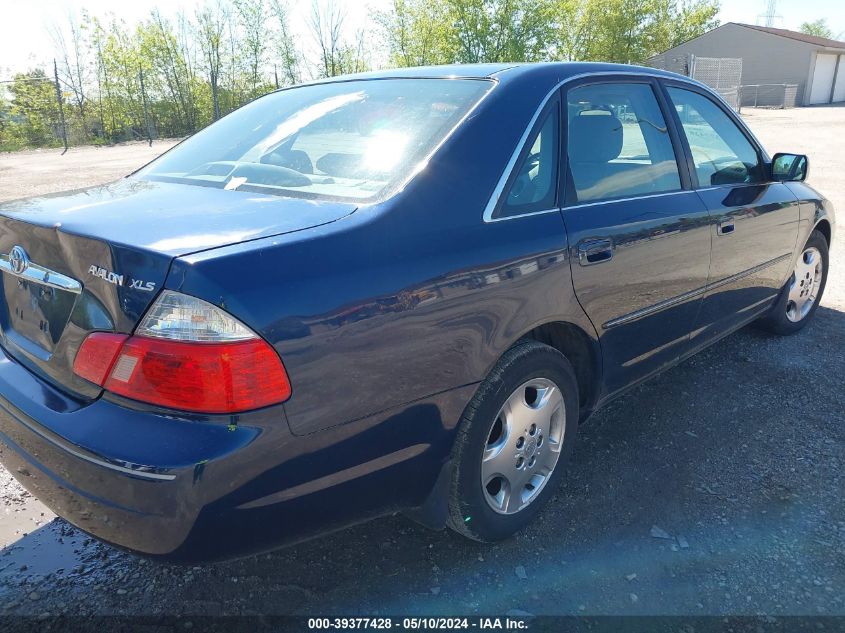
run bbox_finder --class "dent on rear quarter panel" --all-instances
[168,70,597,437]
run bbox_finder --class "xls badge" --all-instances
[88,265,156,292]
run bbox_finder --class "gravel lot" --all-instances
[0,107,843,618]
[0,140,180,203]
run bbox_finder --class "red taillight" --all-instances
[74,333,291,414]
[73,333,129,385]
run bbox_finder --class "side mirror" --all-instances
[771,153,809,182]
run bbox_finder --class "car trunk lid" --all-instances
[0,178,356,399]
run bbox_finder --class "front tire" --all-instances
[757,229,829,335]
[447,340,579,542]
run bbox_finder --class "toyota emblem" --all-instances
[9,245,29,275]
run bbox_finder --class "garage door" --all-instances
[833,55,845,103]
[809,53,837,104]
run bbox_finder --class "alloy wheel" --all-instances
[481,378,565,515]
[786,246,823,323]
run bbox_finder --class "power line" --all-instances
[0,77,52,85]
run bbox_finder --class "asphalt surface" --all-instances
[0,107,843,617]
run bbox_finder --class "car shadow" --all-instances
[1,305,844,617]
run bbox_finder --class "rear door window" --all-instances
[566,82,682,204]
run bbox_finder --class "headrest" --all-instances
[569,113,623,163]
[316,152,363,178]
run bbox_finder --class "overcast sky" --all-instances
[1,0,843,78]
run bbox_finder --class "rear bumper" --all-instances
[0,409,194,554]
[0,348,474,561]
[0,347,263,557]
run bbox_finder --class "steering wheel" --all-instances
[707,156,753,185]
[261,149,314,174]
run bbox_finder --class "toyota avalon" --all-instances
[0,62,833,561]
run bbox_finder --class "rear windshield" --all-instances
[138,78,493,201]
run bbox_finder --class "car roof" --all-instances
[332,63,521,79]
[303,61,686,84]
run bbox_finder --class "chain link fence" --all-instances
[646,53,743,111]
[689,56,742,110]
[646,53,691,76]
[646,53,801,111]
[739,84,799,109]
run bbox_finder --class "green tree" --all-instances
[0,92,13,150]
[377,0,455,67]
[310,0,345,77]
[665,0,720,49]
[309,0,370,77]
[86,12,114,140]
[556,0,719,63]
[381,0,719,67]
[196,1,229,120]
[270,0,302,85]
[447,0,559,63]
[7,70,61,147]
[142,10,201,134]
[799,19,833,39]
[235,0,272,96]
[100,17,145,140]
[49,14,91,141]
[3,0,725,150]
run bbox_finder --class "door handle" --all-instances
[577,238,613,266]
[717,218,735,236]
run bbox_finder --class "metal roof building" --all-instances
[648,22,845,106]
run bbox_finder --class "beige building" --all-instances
[648,22,845,106]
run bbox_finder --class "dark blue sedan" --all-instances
[0,63,834,561]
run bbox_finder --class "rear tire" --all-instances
[447,340,579,542]
[756,230,828,335]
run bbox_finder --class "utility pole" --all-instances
[139,65,153,147]
[758,0,780,27]
[53,59,69,155]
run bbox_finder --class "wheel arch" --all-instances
[408,319,602,530]
[520,320,602,419]
[814,219,832,246]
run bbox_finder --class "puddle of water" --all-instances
[0,496,55,549]
[0,520,89,579]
